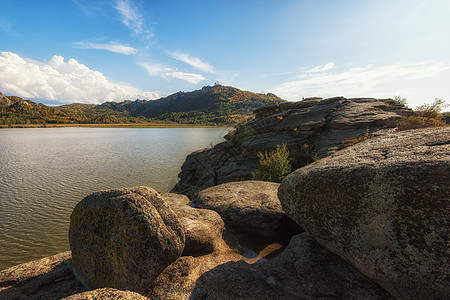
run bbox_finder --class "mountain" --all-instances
[1,86,285,125]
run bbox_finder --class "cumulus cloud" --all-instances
[171,51,215,73]
[140,62,206,84]
[271,62,450,104]
[0,52,159,104]
[114,0,153,40]
[74,41,137,55]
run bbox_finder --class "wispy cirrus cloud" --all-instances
[0,52,159,104]
[74,41,137,55]
[304,62,335,73]
[114,0,153,40]
[140,62,172,76]
[140,62,206,84]
[165,71,205,84]
[171,52,215,73]
[271,61,450,105]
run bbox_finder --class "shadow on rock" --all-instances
[0,252,86,300]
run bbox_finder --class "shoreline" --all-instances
[0,123,227,129]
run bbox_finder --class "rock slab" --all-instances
[0,252,85,300]
[278,127,450,299]
[194,180,301,237]
[69,186,185,294]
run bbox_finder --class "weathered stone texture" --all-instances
[69,186,185,294]
[173,97,412,197]
[194,180,301,237]
[278,127,450,299]
[161,193,227,255]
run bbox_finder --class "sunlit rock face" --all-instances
[278,126,450,300]
[69,186,185,294]
[173,97,412,198]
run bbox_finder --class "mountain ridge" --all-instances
[0,86,285,125]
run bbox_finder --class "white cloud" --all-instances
[140,62,205,84]
[74,41,137,55]
[140,62,172,76]
[114,0,153,40]
[171,51,215,73]
[305,62,335,73]
[0,52,159,104]
[271,62,450,106]
[165,72,205,84]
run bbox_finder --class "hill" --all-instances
[0,86,285,126]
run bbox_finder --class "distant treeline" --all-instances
[0,85,285,126]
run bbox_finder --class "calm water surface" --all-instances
[0,127,227,270]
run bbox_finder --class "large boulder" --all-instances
[69,186,185,294]
[173,97,413,197]
[194,181,301,237]
[0,252,86,299]
[278,127,450,299]
[161,193,227,255]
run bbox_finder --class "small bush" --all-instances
[395,116,447,131]
[386,96,408,108]
[415,98,448,119]
[252,143,291,183]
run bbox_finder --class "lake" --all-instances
[0,127,228,271]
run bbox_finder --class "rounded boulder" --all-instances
[69,186,185,294]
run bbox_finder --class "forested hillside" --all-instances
[0,85,285,126]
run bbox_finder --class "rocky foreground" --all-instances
[0,98,448,299]
[172,96,412,198]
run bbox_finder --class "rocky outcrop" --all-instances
[194,181,302,237]
[63,287,148,299]
[161,193,228,255]
[147,251,248,299]
[148,233,391,299]
[172,97,412,197]
[278,127,450,299]
[268,233,393,299]
[69,186,185,294]
[0,252,85,299]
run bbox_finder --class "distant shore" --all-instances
[0,123,225,129]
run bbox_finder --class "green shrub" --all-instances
[415,98,447,119]
[252,143,292,183]
[385,96,408,109]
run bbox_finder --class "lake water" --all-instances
[0,127,227,271]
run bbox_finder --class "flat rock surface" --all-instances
[69,186,185,294]
[0,252,86,300]
[194,181,300,237]
[63,287,148,299]
[279,127,450,299]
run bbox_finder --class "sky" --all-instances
[0,0,449,108]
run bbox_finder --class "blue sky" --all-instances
[0,0,449,108]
